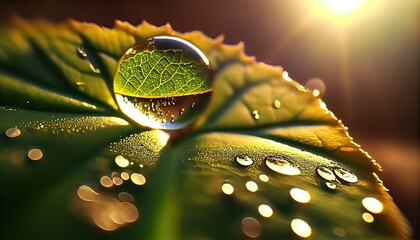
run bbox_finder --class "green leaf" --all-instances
[0,19,411,239]
[114,50,211,97]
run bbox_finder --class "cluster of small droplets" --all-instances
[316,165,358,190]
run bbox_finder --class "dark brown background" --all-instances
[1,0,418,237]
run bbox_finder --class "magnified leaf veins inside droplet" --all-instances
[113,36,212,130]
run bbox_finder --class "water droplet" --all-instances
[235,154,253,167]
[334,167,358,183]
[77,46,88,59]
[221,183,234,195]
[241,217,261,238]
[130,173,146,185]
[265,156,301,175]
[5,127,21,138]
[273,100,281,109]
[113,36,212,130]
[28,148,43,161]
[290,188,311,203]
[362,197,383,214]
[245,181,258,192]
[326,181,337,190]
[291,219,312,238]
[316,166,336,181]
[115,155,130,168]
[362,212,374,223]
[259,174,269,182]
[252,110,260,120]
[258,204,273,218]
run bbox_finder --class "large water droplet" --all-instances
[334,167,358,183]
[113,36,211,130]
[316,166,336,181]
[265,156,301,175]
[235,154,253,167]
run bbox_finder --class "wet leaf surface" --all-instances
[0,19,411,239]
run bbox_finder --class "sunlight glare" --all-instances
[323,0,364,14]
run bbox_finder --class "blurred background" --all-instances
[0,0,418,237]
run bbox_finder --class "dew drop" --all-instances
[245,181,258,192]
[334,167,358,183]
[241,217,261,238]
[77,46,88,59]
[273,100,281,109]
[252,110,260,120]
[235,154,253,167]
[326,181,337,190]
[221,183,234,195]
[113,36,212,130]
[28,148,43,161]
[5,127,21,138]
[265,156,301,175]
[259,174,269,182]
[316,166,336,181]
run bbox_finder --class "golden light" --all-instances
[323,0,364,14]
[290,188,311,204]
[291,219,312,238]
[258,204,273,218]
[362,197,384,214]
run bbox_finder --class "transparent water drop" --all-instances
[252,110,260,120]
[326,181,337,190]
[265,156,301,175]
[77,46,88,59]
[113,36,211,130]
[5,127,21,138]
[273,100,281,109]
[334,167,358,183]
[28,148,43,161]
[235,154,253,167]
[316,166,336,181]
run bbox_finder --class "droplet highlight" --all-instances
[258,204,273,218]
[273,100,281,109]
[362,197,383,214]
[245,181,258,192]
[252,110,260,120]
[77,46,88,59]
[291,219,312,238]
[221,183,234,195]
[235,154,253,167]
[290,188,311,203]
[265,156,301,175]
[113,36,212,130]
[334,167,358,183]
[316,166,336,181]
